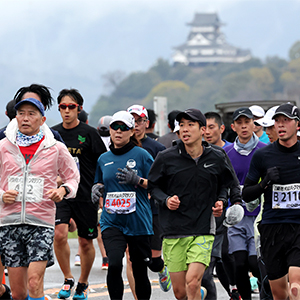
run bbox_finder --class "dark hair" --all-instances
[57,89,84,107]
[204,111,223,128]
[147,109,156,128]
[130,134,142,147]
[6,99,16,120]
[78,109,89,122]
[168,110,181,130]
[14,84,53,110]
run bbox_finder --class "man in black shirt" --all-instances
[243,103,300,300]
[52,89,106,300]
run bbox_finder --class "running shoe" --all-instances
[58,278,75,299]
[230,289,241,300]
[74,254,81,267]
[101,257,109,270]
[0,284,11,299]
[158,266,172,292]
[250,276,259,293]
[201,286,207,300]
[73,282,89,300]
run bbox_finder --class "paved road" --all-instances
[29,238,260,299]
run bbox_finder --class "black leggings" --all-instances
[233,250,260,300]
[102,227,151,300]
[215,230,236,296]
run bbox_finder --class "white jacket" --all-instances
[0,119,80,228]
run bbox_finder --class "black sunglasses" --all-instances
[59,103,79,110]
[110,123,131,131]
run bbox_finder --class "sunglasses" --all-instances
[110,123,131,131]
[58,103,79,110]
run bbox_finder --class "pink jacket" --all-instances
[0,119,80,228]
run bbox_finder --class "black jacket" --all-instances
[148,140,238,237]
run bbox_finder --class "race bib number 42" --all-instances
[105,191,136,214]
[8,175,44,203]
[272,183,300,209]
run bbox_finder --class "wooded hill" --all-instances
[89,43,300,127]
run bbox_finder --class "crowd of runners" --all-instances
[0,83,299,300]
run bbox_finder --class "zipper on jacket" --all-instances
[21,165,28,223]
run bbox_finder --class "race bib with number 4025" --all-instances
[8,175,44,203]
[272,183,300,209]
[104,191,136,214]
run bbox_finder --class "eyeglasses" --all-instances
[58,103,79,110]
[110,123,131,131]
[135,118,147,125]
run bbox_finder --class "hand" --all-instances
[245,198,260,212]
[46,187,66,203]
[92,184,104,205]
[2,190,18,204]
[261,167,280,189]
[166,195,180,210]
[212,200,223,217]
[116,165,140,185]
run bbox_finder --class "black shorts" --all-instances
[102,227,152,264]
[150,214,162,251]
[55,199,98,239]
[259,223,300,280]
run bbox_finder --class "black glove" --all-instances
[116,165,140,185]
[91,184,104,205]
[261,167,280,189]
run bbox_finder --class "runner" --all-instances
[249,105,269,144]
[157,110,180,148]
[127,105,171,294]
[0,97,79,300]
[93,110,154,300]
[148,108,238,300]
[224,107,266,300]
[203,111,241,300]
[242,103,300,300]
[52,89,106,300]
[254,106,279,144]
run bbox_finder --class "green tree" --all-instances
[289,41,300,60]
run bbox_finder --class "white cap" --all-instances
[173,120,180,132]
[110,111,135,128]
[127,105,148,118]
[255,106,279,127]
[249,105,265,118]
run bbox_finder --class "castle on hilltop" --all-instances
[172,13,251,66]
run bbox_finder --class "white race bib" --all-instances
[272,183,300,209]
[104,191,136,214]
[8,175,44,203]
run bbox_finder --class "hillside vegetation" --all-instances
[90,43,300,127]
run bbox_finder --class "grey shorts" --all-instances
[227,215,257,256]
[0,225,54,268]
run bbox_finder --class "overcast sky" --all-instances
[0,0,300,125]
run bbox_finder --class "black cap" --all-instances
[176,108,206,126]
[232,107,253,121]
[272,103,300,121]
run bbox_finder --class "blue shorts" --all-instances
[227,215,257,256]
[0,225,54,268]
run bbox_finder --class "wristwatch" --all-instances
[139,178,144,185]
[62,185,70,196]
